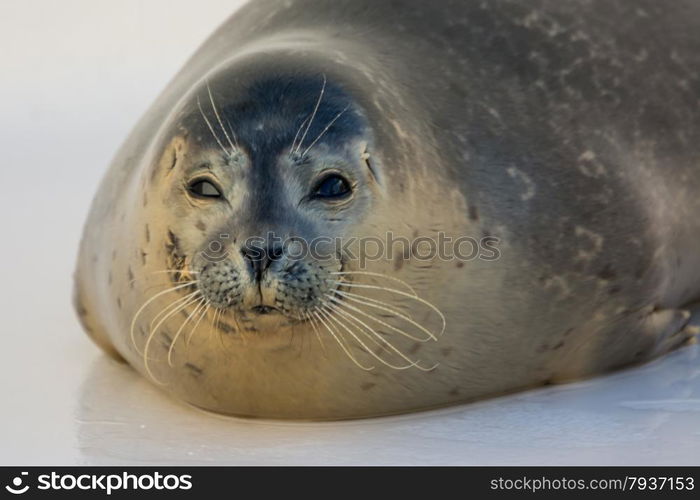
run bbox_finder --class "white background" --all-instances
[0,0,698,465]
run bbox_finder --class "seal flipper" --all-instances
[638,305,700,361]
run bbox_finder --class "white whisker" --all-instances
[168,297,207,366]
[305,311,326,354]
[332,290,438,341]
[149,289,201,333]
[197,95,230,157]
[129,281,197,355]
[327,293,435,342]
[330,281,446,336]
[314,307,374,371]
[325,304,428,370]
[143,292,202,384]
[301,104,349,157]
[290,115,310,154]
[294,74,326,154]
[206,81,237,154]
[330,271,416,294]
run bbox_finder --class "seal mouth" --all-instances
[250,305,280,315]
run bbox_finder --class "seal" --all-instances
[74,0,700,419]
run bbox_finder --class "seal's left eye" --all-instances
[188,179,222,198]
[313,174,351,199]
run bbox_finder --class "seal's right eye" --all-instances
[188,179,222,199]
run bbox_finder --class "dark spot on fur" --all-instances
[116,297,122,309]
[185,362,203,376]
[553,341,564,350]
[159,331,173,350]
[448,387,460,396]
[145,225,150,243]
[441,347,453,357]
[408,343,421,354]
[597,264,617,280]
[468,205,479,221]
[166,229,181,255]
[360,382,376,391]
[141,250,147,265]
[165,229,187,281]
[456,261,464,268]
[609,285,621,295]
[195,220,207,232]
[219,322,234,334]
[74,294,88,317]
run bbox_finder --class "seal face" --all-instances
[75,0,700,419]
[162,74,370,327]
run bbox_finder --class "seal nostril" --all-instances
[269,245,284,261]
[241,243,284,279]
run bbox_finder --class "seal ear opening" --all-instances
[150,135,188,182]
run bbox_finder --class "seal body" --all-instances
[75,0,700,419]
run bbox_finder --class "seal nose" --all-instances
[241,242,284,280]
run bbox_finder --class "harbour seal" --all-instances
[74,0,700,419]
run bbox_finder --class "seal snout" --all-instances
[240,241,284,282]
[194,236,340,324]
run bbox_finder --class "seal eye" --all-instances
[313,174,351,200]
[188,179,222,199]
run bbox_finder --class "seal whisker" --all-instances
[313,307,374,371]
[183,300,210,352]
[290,115,310,155]
[332,289,438,341]
[304,311,327,354]
[329,281,446,336]
[168,297,207,366]
[301,104,350,157]
[187,302,211,346]
[330,271,417,294]
[128,271,199,288]
[197,94,230,158]
[129,281,198,355]
[206,80,237,154]
[143,292,203,384]
[326,303,434,371]
[148,289,201,333]
[326,292,436,342]
[294,73,326,154]
[224,117,240,151]
[203,307,220,348]
[320,304,420,370]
